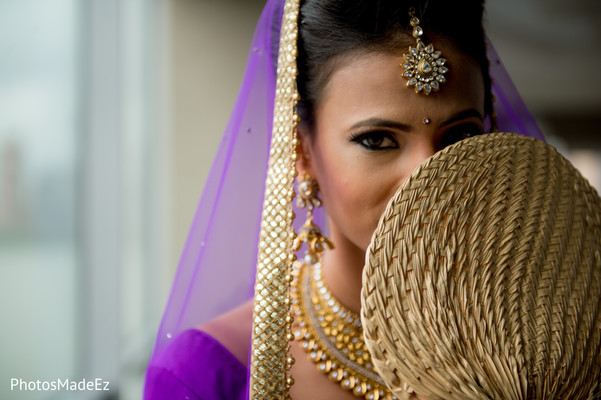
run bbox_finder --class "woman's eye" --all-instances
[351,131,399,151]
[439,125,484,149]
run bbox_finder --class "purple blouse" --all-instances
[144,329,248,399]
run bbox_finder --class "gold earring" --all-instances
[293,174,333,264]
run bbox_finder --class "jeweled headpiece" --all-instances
[401,8,448,95]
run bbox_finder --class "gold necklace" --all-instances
[290,261,398,400]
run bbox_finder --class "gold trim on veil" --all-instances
[249,0,301,398]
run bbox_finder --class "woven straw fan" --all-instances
[361,133,601,400]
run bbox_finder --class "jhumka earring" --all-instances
[400,8,448,95]
[293,174,333,264]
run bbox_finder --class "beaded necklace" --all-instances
[290,261,398,400]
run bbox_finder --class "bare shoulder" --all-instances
[198,299,254,366]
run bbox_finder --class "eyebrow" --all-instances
[439,109,483,128]
[349,109,483,132]
[350,118,412,132]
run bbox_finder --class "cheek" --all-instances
[314,151,360,211]
[312,146,403,245]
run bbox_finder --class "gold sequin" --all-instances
[248,0,301,399]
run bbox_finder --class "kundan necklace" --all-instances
[290,261,398,400]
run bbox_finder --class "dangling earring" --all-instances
[293,174,333,264]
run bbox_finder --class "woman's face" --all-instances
[300,45,485,253]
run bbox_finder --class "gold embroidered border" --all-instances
[249,0,301,399]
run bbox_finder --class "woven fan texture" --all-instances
[361,133,601,400]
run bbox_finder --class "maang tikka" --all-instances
[293,174,333,264]
[401,8,448,95]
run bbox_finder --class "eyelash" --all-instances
[349,123,484,152]
[439,124,484,149]
[349,131,399,151]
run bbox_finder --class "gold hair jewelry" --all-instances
[293,174,333,264]
[401,8,448,95]
[290,261,398,400]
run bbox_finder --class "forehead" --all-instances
[316,46,485,125]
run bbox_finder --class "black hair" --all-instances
[296,0,491,130]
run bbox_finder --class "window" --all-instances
[0,1,166,398]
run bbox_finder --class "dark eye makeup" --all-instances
[349,122,484,152]
[349,131,399,151]
[439,123,484,149]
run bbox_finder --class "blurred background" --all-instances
[0,0,599,399]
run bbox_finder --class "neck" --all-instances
[321,235,366,314]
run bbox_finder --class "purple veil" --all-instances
[151,0,545,358]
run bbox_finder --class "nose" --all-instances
[394,138,438,192]
[408,138,438,171]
